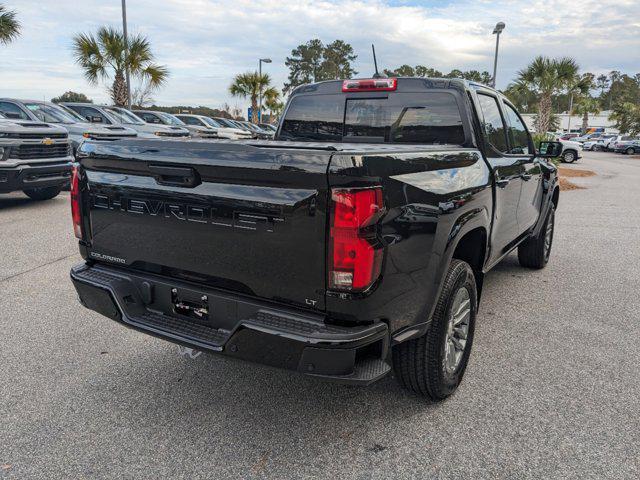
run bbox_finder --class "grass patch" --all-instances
[558,167,596,178]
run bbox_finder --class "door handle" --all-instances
[149,165,200,188]
[496,178,510,188]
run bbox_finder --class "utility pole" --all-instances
[258,58,272,123]
[122,0,132,109]
[491,22,505,88]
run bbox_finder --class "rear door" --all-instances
[475,91,524,258]
[501,99,542,232]
[80,141,330,310]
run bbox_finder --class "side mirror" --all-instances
[537,141,563,158]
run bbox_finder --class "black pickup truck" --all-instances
[70,78,561,400]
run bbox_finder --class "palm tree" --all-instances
[264,89,283,121]
[515,56,580,134]
[565,73,593,132]
[72,27,168,107]
[229,72,273,123]
[0,4,20,45]
[574,97,601,133]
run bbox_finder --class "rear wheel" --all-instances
[23,186,62,201]
[393,259,477,401]
[518,205,555,269]
[562,150,577,163]
[626,147,636,155]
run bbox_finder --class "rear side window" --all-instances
[477,94,508,154]
[345,93,464,144]
[280,94,344,141]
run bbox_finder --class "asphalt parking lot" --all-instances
[1,150,639,479]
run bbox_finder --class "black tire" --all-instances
[562,150,577,163]
[393,259,477,401]
[23,185,62,201]
[518,205,555,269]
[626,147,636,155]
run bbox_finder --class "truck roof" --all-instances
[289,77,498,96]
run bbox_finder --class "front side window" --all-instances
[215,118,236,128]
[502,102,531,155]
[203,118,222,128]
[477,94,508,154]
[0,101,29,120]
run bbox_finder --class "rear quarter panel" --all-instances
[327,148,492,337]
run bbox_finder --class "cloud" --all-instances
[1,0,638,109]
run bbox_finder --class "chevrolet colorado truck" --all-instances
[0,113,73,199]
[70,78,561,400]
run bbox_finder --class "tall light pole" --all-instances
[121,0,132,109]
[258,58,272,123]
[491,22,505,88]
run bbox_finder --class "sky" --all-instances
[1,0,639,112]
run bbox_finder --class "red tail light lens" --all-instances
[70,165,82,239]
[329,187,384,292]
[342,78,397,92]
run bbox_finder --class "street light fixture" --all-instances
[258,58,272,123]
[491,22,505,88]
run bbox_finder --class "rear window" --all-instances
[280,92,465,144]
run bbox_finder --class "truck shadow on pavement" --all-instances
[81,339,439,456]
[74,255,529,460]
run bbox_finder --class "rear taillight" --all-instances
[70,165,82,239]
[342,78,397,92]
[329,187,384,292]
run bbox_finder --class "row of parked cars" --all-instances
[555,132,640,155]
[0,98,278,200]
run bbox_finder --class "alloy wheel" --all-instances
[443,287,471,375]
[544,209,555,261]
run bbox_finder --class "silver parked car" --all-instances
[175,114,251,140]
[136,111,215,139]
[0,98,138,153]
[63,103,190,138]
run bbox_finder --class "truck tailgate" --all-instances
[79,140,331,310]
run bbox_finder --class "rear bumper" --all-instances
[0,161,72,193]
[70,263,391,385]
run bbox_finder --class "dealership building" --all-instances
[521,111,618,133]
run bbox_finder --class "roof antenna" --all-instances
[371,44,383,79]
